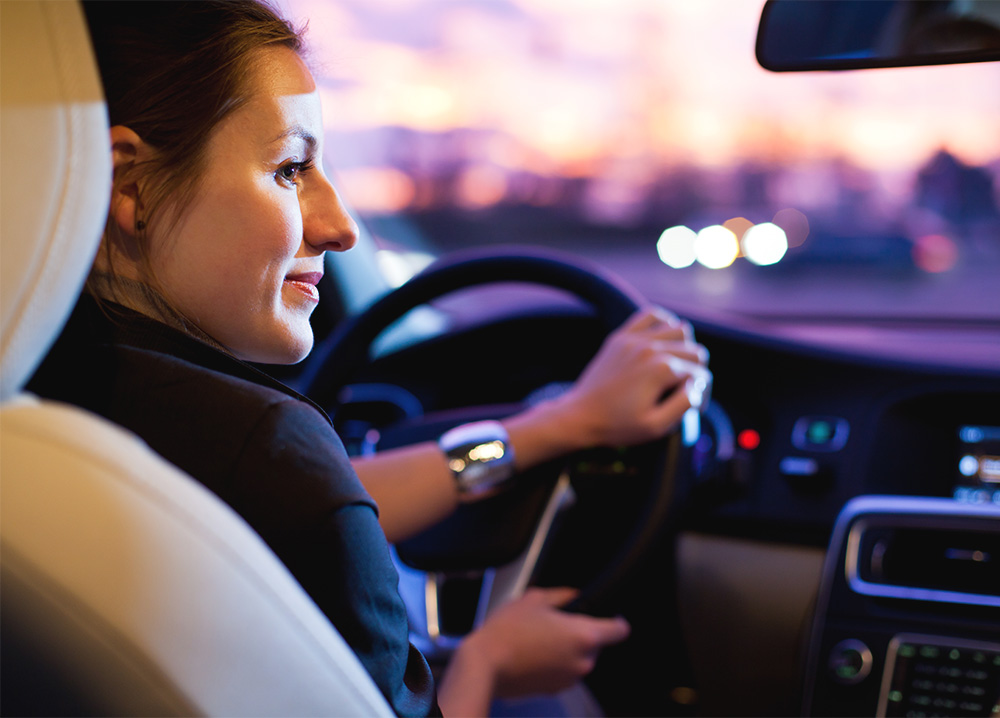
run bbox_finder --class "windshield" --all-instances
[279,0,1000,324]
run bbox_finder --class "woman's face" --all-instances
[149,46,358,364]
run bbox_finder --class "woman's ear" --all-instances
[109,125,146,239]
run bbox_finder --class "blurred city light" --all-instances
[456,164,508,209]
[695,225,740,269]
[742,222,788,266]
[912,234,959,274]
[398,84,456,128]
[772,208,810,248]
[723,217,754,245]
[657,225,698,268]
[661,220,795,269]
[335,167,415,213]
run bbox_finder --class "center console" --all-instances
[803,496,1000,717]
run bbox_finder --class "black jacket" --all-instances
[29,295,438,717]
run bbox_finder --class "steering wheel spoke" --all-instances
[395,471,577,660]
[475,471,576,619]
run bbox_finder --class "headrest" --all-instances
[0,1,110,401]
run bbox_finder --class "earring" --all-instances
[136,219,146,231]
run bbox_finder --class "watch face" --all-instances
[440,423,515,498]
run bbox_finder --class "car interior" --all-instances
[2,1,998,717]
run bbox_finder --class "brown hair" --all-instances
[83,0,304,292]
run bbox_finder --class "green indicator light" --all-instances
[900,645,917,658]
[889,691,903,703]
[920,646,940,658]
[612,460,626,473]
[949,649,961,660]
[836,666,857,678]
[808,422,833,443]
[973,652,986,663]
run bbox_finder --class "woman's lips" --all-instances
[284,271,323,302]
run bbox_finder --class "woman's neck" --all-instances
[87,272,231,355]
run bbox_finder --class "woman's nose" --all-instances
[304,177,359,253]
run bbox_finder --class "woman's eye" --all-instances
[278,163,300,183]
[276,159,315,185]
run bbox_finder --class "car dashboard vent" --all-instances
[847,515,1000,608]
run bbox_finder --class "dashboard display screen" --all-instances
[954,425,1000,505]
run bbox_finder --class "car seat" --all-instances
[0,2,393,715]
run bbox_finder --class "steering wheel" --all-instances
[302,246,688,653]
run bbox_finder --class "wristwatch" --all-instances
[438,421,516,501]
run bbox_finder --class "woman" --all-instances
[29,1,709,716]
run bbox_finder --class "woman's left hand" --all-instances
[437,587,631,716]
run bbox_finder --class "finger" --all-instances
[661,349,705,367]
[620,308,663,333]
[680,319,695,342]
[651,340,710,366]
[647,382,694,432]
[583,615,631,646]
[641,319,695,344]
[621,306,681,334]
[640,325,688,344]
[687,365,712,407]
[638,355,694,397]
[531,586,581,607]
[649,305,682,328]
[662,355,707,382]
[664,358,712,396]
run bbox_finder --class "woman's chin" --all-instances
[273,337,313,366]
[233,330,313,366]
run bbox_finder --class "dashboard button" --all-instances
[780,456,820,476]
[780,456,832,492]
[792,416,850,452]
[829,639,873,685]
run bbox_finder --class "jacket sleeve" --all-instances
[230,398,439,718]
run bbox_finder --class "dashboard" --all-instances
[673,317,1000,717]
[688,317,1000,542]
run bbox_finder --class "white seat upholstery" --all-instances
[0,3,393,715]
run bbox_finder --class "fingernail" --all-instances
[686,375,708,408]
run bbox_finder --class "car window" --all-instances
[279,0,1000,324]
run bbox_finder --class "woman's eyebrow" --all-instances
[270,126,317,150]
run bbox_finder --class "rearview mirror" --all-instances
[756,0,1000,72]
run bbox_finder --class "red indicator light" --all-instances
[738,429,761,451]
